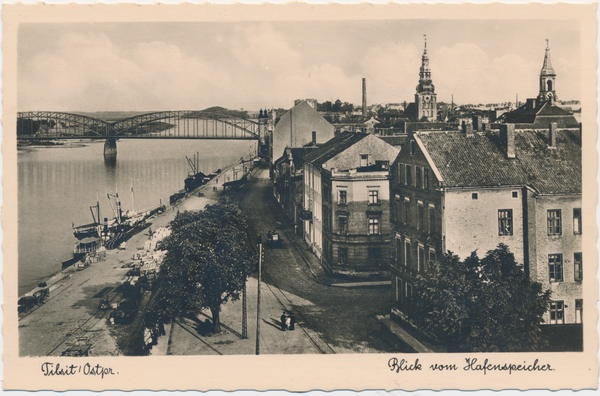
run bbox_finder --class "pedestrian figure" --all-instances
[289,312,296,331]
[280,311,287,331]
[285,314,292,331]
[159,321,166,336]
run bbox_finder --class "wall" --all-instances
[444,187,526,264]
[273,101,334,164]
[530,194,583,324]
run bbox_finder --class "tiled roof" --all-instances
[303,131,368,166]
[501,101,576,124]
[417,130,581,194]
[379,135,408,147]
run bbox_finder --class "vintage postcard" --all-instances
[2,2,598,391]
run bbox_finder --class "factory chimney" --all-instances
[362,78,367,117]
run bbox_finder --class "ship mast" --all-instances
[130,179,137,214]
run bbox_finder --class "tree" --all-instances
[406,244,551,352]
[156,204,254,333]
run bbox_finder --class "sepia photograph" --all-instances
[3,2,598,391]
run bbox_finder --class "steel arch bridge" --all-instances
[17,111,260,140]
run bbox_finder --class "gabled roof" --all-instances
[501,101,577,126]
[303,131,368,167]
[416,130,581,195]
[274,147,318,168]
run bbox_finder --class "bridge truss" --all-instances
[17,111,260,140]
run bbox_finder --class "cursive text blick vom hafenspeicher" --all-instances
[388,357,554,375]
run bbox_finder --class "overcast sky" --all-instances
[18,20,581,112]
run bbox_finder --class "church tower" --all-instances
[415,35,437,121]
[537,39,557,105]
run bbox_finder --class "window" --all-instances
[368,190,379,205]
[399,164,405,185]
[396,238,404,266]
[424,168,430,189]
[573,208,581,234]
[368,218,380,235]
[417,204,424,230]
[576,299,583,324]
[549,254,563,282]
[339,247,348,265]
[394,197,401,222]
[406,165,412,187]
[360,154,368,167]
[416,166,422,188]
[368,248,382,266]
[429,207,436,234]
[574,252,582,281]
[472,193,478,200]
[498,209,513,236]
[547,209,562,235]
[404,199,411,225]
[429,249,436,263]
[549,301,565,325]
[338,190,347,205]
[418,245,425,272]
[338,216,348,234]
[405,240,412,267]
[512,191,518,198]
[411,140,417,155]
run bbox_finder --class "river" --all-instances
[17,139,257,296]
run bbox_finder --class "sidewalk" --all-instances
[160,276,332,355]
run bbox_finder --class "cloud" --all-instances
[360,41,421,104]
[18,28,581,112]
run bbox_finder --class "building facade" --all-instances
[302,132,400,278]
[272,147,318,234]
[390,125,582,325]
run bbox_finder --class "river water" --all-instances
[18,139,257,296]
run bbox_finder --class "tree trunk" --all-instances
[210,305,221,333]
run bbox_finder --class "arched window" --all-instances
[547,80,553,91]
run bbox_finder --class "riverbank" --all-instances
[18,157,258,357]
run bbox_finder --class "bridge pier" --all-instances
[104,138,117,156]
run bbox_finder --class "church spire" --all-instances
[419,35,432,86]
[538,39,557,104]
[540,39,555,76]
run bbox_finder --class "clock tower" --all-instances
[415,35,437,121]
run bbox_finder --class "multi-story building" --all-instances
[390,124,582,325]
[302,132,400,278]
[272,146,318,234]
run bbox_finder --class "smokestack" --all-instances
[312,131,317,145]
[362,78,367,117]
[500,124,516,159]
[549,122,557,147]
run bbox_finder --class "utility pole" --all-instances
[241,279,247,339]
[255,243,263,355]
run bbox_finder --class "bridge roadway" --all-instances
[17,110,261,140]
